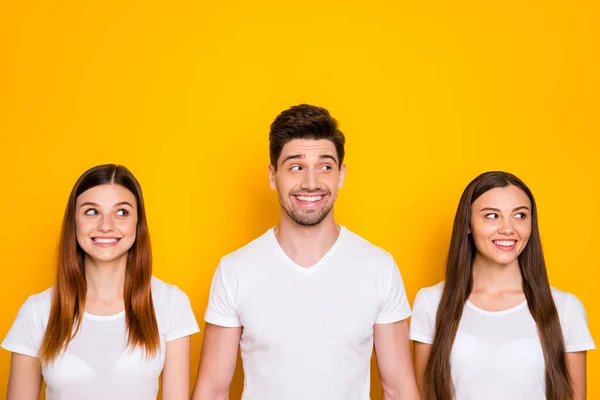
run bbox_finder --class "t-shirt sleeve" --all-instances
[1,297,42,357]
[204,260,242,328]
[375,256,411,324]
[562,293,595,353]
[409,288,435,344]
[165,288,200,342]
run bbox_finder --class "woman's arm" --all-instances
[567,351,587,400]
[413,341,432,400]
[161,336,192,400]
[6,353,42,400]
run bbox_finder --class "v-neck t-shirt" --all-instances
[204,226,411,400]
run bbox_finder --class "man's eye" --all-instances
[290,166,302,171]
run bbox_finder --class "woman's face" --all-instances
[75,184,138,264]
[470,185,532,267]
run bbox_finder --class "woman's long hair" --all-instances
[425,171,571,400]
[39,164,159,363]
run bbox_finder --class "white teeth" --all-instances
[93,238,119,244]
[296,195,323,202]
[493,240,515,247]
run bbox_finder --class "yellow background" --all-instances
[1,0,598,398]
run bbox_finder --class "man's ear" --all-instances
[338,164,346,189]
[268,164,277,190]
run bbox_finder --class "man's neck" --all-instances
[274,213,341,268]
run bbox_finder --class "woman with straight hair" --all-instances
[410,171,595,400]
[2,164,200,400]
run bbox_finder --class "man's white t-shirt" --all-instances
[2,277,200,400]
[409,282,596,400]
[205,226,411,400]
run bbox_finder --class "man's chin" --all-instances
[286,208,332,227]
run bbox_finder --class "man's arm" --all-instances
[191,323,242,400]
[373,320,420,400]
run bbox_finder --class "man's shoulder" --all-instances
[341,227,394,262]
[220,229,274,268]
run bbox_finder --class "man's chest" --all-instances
[238,276,382,347]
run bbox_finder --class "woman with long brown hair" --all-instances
[2,164,200,400]
[410,171,594,400]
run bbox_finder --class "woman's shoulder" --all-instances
[151,276,192,309]
[8,287,53,330]
[21,287,53,314]
[150,276,200,338]
[413,281,445,310]
[550,286,587,317]
[416,281,445,299]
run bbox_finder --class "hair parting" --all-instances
[39,164,159,364]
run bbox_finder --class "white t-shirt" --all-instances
[205,226,411,400]
[2,277,200,400]
[409,282,596,400]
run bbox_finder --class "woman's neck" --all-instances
[471,253,523,294]
[84,255,127,301]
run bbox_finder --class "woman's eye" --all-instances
[514,212,527,219]
[484,213,498,219]
[116,209,129,217]
[84,208,98,216]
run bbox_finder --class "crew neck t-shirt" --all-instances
[2,277,200,400]
[409,282,595,400]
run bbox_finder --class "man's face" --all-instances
[269,139,345,226]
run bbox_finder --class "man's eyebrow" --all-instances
[281,154,304,164]
[280,153,339,165]
[319,154,338,163]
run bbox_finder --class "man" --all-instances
[192,104,419,400]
